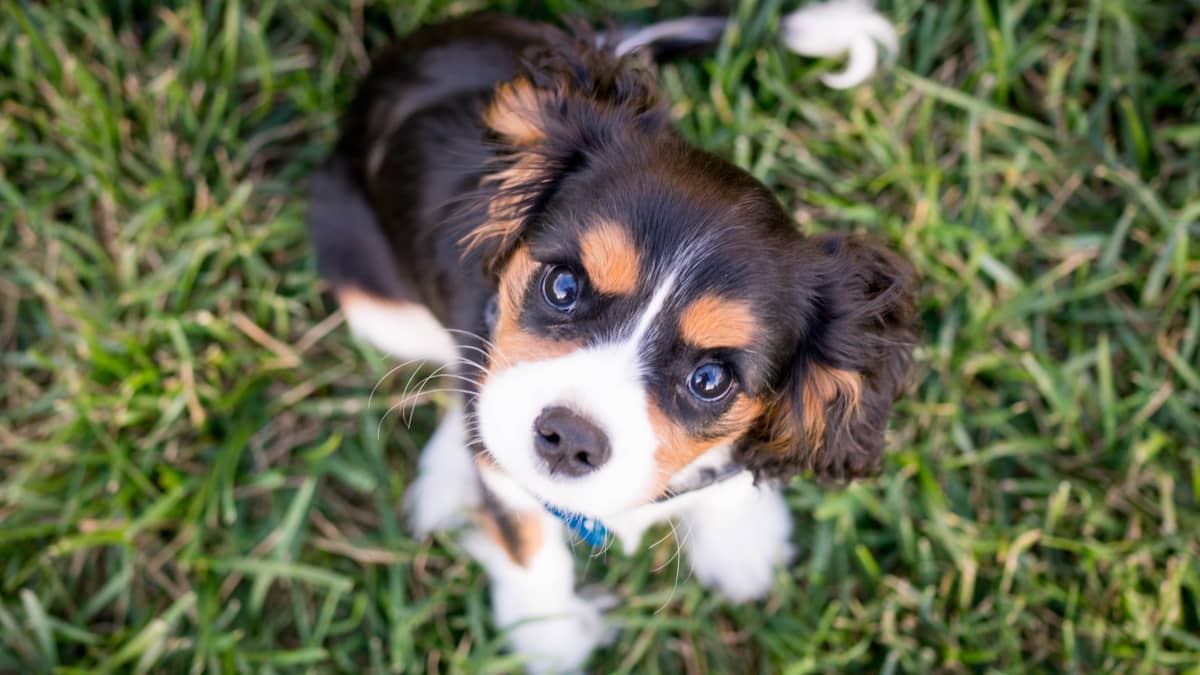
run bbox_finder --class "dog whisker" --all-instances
[432,372,487,388]
[446,326,511,367]
[451,342,496,366]
[368,358,430,411]
[404,366,449,427]
[398,361,439,409]
[399,363,458,427]
[446,328,513,368]
[394,389,482,429]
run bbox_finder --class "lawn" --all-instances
[2,0,1198,672]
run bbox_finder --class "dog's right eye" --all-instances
[688,362,733,401]
[542,265,579,311]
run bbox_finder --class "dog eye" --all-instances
[542,265,580,311]
[688,363,733,401]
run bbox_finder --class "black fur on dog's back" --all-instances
[311,15,561,339]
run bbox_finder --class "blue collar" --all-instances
[543,502,609,547]
[541,463,745,548]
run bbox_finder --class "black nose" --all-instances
[533,406,611,477]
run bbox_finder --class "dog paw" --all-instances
[576,585,620,645]
[505,592,618,674]
[682,484,794,603]
[690,537,793,603]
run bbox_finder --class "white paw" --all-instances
[689,537,793,603]
[505,593,617,675]
[404,406,479,536]
[462,523,619,675]
[682,484,794,603]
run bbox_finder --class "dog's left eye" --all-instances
[688,362,733,401]
[542,265,580,311]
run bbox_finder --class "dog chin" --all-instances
[489,454,651,518]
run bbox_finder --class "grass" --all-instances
[1,0,1198,672]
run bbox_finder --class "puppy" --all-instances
[310,8,916,672]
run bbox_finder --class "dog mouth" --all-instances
[472,433,651,519]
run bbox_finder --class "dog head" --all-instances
[469,30,917,517]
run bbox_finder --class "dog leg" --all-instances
[338,288,458,365]
[310,158,459,365]
[462,509,616,674]
[404,404,481,536]
[678,479,794,603]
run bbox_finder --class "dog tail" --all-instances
[604,16,729,61]
[605,0,897,89]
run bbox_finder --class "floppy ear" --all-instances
[461,27,667,277]
[742,234,918,482]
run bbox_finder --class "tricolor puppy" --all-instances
[311,5,916,672]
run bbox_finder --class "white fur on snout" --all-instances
[476,273,677,517]
[476,344,661,517]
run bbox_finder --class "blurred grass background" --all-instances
[2,0,1198,672]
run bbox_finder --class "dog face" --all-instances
[471,32,916,517]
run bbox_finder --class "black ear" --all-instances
[460,27,668,277]
[742,234,918,482]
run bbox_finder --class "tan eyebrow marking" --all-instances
[678,294,758,349]
[579,221,640,296]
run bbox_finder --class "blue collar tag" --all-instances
[543,503,609,547]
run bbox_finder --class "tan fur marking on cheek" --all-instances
[484,79,548,146]
[679,295,758,350]
[497,247,538,318]
[723,396,765,434]
[493,326,579,365]
[648,403,694,478]
[477,509,544,567]
[487,248,581,368]
[647,397,763,496]
[801,365,863,446]
[580,222,640,295]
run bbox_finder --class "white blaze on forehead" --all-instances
[623,270,678,354]
[475,268,684,516]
